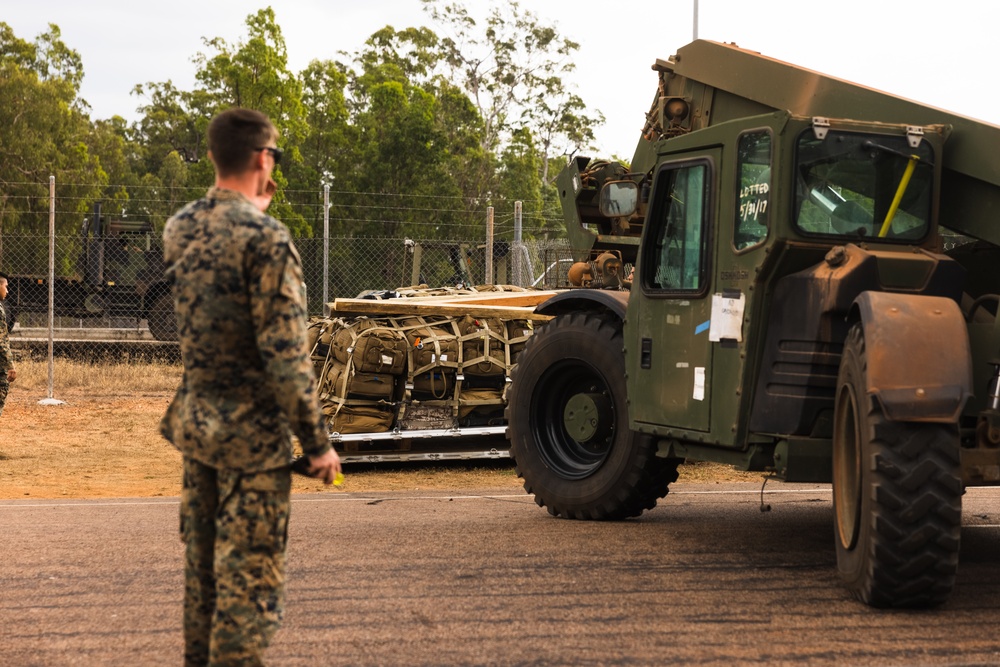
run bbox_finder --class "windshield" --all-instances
[795,130,934,242]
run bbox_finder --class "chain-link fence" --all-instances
[3,235,571,328]
[1,182,572,394]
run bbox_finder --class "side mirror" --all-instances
[599,180,638,218]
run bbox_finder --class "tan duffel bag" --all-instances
[457,387,505,418]
[325,404,395,434]
[332,318,407,374]
[457,315,507,377]
[322,360,396,400]
[411,369,455,399]
[306,318,326,356]
[397,317,459,373]
[505,319,533,362]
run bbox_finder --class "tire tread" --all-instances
[507,311,680,521]
[838,324,962,608]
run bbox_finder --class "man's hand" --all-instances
[307,448,342,485]
[251,178,277,212]
[6,368,15,383]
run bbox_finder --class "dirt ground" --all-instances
[1,359,760,499]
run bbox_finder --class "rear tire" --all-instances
[832,323,962,607]
[506,311,680,520]
[147,292,177,342]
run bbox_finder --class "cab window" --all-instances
[735,131,771,250]
[643,161,710,292]
[794,129,933,241]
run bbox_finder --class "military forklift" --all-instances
[506,40,1000,608]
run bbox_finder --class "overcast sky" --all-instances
[6,0,999,157]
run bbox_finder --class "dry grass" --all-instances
[678,460,763,483]
[2,359,759,499]
[15,358,182,395]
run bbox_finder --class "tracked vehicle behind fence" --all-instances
[4,203,175,341]
[506,40,1000,608]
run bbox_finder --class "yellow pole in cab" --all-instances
[878,156,919,238]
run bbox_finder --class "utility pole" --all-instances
[693,0,699,40]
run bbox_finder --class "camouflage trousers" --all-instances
[0,378,8,417]
[181,457,292,667]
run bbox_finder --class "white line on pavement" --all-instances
[0,487,835,509]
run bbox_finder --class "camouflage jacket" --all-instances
[160,187,330,471]
[0,302,12,374]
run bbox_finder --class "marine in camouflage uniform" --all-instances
[0,272,15,417]
[161,109,337,667]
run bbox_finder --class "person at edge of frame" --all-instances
[159,107,341,667]
[0,271,16,417]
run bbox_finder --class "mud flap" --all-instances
[852,291,972,423]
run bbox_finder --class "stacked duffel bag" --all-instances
[311,317,407,440]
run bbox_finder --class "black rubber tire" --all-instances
[506,311,680,520]
[832,322,962,607]
[147,292,177,342]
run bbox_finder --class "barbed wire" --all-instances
[2,180,559,205]
[3,197,567,232]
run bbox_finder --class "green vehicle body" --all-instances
[4,206,176,341]
[507,40,1000,608]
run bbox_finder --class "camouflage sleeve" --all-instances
[0,304,13,372]
[248,231,330,458]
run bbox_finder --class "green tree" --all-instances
[287,59,351,235]
[85,117,135,219]
[349,26,496,238]
[530,90,604,184]
[329,26,494,288]
[130,81,207,174]
[132,8,313,235]
[192,7,309,235]
[421,0,601,183]
[350,79,443,234]
[498,127,542,220]
[194,8,305,129]
[128,81,210,230]
[345,26,496,236]
[353,25,441,89]
[0,23,104,273]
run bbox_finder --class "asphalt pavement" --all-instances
[2,483,999,666]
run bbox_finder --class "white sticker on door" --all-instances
[709,293,746,342]
[693,366,705,401]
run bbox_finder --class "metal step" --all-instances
[331,425,510,464]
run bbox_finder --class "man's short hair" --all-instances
[0,271,8,281]
[207,108,278,178]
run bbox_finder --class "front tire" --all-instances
[506,311,680,520]
[147,292,177,342]
[832,323,962,607]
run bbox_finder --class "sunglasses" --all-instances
[256,146,283,165]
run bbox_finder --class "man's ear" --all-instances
[253,148,268,171]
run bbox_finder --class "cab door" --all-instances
[626,150,720,432]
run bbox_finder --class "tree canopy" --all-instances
[0,2,603,246]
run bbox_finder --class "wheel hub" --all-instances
[834,383,862,551]
[563,392,612,446]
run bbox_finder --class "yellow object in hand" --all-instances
[334,472,345,486]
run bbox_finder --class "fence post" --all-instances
[485,206,494,285]
[40,175,65,406]
[323,184,330,316]
[513,201,523,286]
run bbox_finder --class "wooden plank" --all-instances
[329,298,554,321]
[390,290,560,308]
